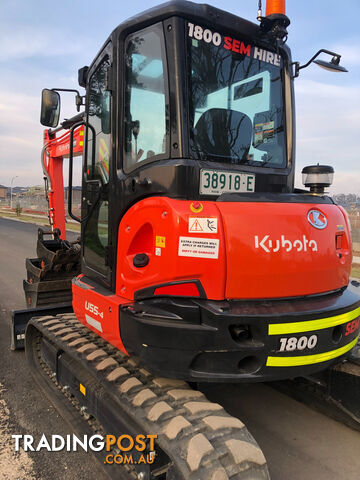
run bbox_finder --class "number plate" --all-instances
[200,169,255,195]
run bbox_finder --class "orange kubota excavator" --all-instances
[11,0,360,479]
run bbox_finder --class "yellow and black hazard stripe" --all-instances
[79,129,84,147]
[266,306,360,367]
[267,337,358,367]
[268,307,360,336]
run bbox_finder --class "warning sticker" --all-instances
[189,217,218,234]
[178,237,219,259]
[156,236,166,248]
[254,121,275,146]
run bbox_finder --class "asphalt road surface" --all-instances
[0,218,106,480]
[0,217,359,480]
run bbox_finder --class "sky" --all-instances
[0,0,359,194]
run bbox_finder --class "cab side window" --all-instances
[88,56,111,184]
[124,23,169,170]
[84,54,111,279]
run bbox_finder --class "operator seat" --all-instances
[193,108,252,162]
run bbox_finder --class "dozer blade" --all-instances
[11,303,73,350]
[25,313,270,480]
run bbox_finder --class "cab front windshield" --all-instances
[188,26,287,168]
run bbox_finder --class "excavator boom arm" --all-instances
[42,123,84,238]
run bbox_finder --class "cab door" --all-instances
[82,43,112,286]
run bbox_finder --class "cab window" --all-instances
[188,31,286,168]
[88,56,111,184]
[124,23,169,171]
[84,54,111,279]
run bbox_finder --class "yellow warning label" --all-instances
[99,138,109,161]
[156,236,166,248]
[80,383,86,396]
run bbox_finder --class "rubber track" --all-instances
[28,313,270,480]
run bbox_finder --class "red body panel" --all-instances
[116,197,227,300]
[115,197,351,301]
[72,196,352,359]
[217,202,351,298]
[72,276,128,354]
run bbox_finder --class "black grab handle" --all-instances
[68,121,96,223]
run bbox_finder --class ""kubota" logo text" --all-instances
[254,235,318,253]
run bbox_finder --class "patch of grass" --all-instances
[0,210,49,225]
[0,209,80,233]
[352,242,360,257]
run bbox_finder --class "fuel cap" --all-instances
[133,253,149,268]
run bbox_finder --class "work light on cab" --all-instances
[302,164,334,194]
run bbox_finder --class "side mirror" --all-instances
[78,66,89,88]
[40,89,60,127]
[292,49,348,78]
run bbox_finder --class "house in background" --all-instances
[64,186,82,205]
[0,185,7,202]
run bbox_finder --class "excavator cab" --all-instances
[78,1,294,293]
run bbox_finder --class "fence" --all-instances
[5,191,81,219]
